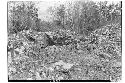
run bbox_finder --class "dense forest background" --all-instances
[8,1,121,35]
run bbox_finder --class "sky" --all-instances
[36,0,69,21]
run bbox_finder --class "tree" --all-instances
[48,4,66,29]
[8,1,39,34]
[48,1,121,36]
[65,1,101,35]
[97,1,121,24]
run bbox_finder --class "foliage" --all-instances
[8,23,121,81]
[8,1,121,82]
[8,1,40,34]
[48,1,121,36]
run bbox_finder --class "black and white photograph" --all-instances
[7,0,122,82]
